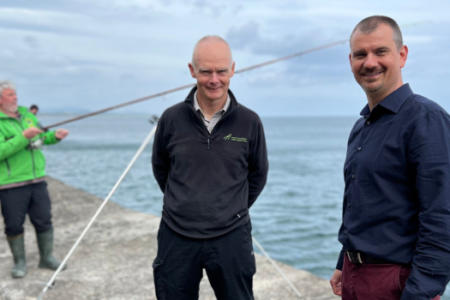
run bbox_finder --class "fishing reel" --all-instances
[28,138,44,150]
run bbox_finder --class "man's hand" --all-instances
[23,127,43,139]
[330,269,343,296]
[55,129,69,140]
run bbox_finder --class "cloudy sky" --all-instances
[1,0,449,116]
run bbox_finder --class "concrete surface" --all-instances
[0,177,338,300]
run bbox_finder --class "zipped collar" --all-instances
[184,87,239,136]
[184,86,239,116]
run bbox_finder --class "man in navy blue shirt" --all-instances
[330,15,450,299]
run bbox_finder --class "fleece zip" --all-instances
[152,87,268,238]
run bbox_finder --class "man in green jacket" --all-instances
[0,80,69,278]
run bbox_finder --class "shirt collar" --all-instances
[193,91,230,115]
[360,83,413,117]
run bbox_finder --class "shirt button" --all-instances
[366,121,371,125]
[351,174,355,179]
[357,146,362,151]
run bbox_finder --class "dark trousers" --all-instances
[0,182,52,236]
[153,220,256,300]
[342,255,441,300]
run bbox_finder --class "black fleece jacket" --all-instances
[152,87,268,238]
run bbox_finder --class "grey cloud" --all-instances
[226,18,346,58]
[226,21,262,50]
[23,35,39,49]
[177,0,230,13]
[0,8,103,38]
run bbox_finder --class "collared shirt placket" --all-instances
[346,118,370,202]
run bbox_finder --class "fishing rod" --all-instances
[38,120,159,300]
[43,39,347,130]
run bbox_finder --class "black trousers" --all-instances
[0,182,52,236]
[153,220,256,300]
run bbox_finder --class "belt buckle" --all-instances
[347,251,363,264]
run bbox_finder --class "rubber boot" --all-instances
[7,234,27,278]
[36,228,66,270]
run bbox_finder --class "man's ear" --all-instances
[230,61,235,78]
[399,45,408,68]
[188,63,196,78]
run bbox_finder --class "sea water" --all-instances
[40,114,449,299]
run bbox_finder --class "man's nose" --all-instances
[210,72,220,82]
[363,53,378,69]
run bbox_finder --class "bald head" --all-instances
[188,35,235,106]
[190,36,234,71]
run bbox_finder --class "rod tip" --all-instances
[148,115,159,124]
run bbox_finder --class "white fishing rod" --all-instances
[252,237,303,298]
[36,122,301,300]
[37,121,158,300]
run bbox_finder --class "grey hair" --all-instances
[0,81,16,97]
[191,35,233,70]
[350,15,403,49]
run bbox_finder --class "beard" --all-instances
[1,103,18,115]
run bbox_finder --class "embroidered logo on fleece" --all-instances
[223,133,248,143]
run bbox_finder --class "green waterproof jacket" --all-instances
[0,106,59,187]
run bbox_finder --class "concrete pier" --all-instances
[0,177,337,300]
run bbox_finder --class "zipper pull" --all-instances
[207,138,210,149]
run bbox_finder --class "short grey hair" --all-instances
[191,35,233,70]
[0,81,16,97]
[350,15,403,49]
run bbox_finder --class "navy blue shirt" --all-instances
[337,84,450,299]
